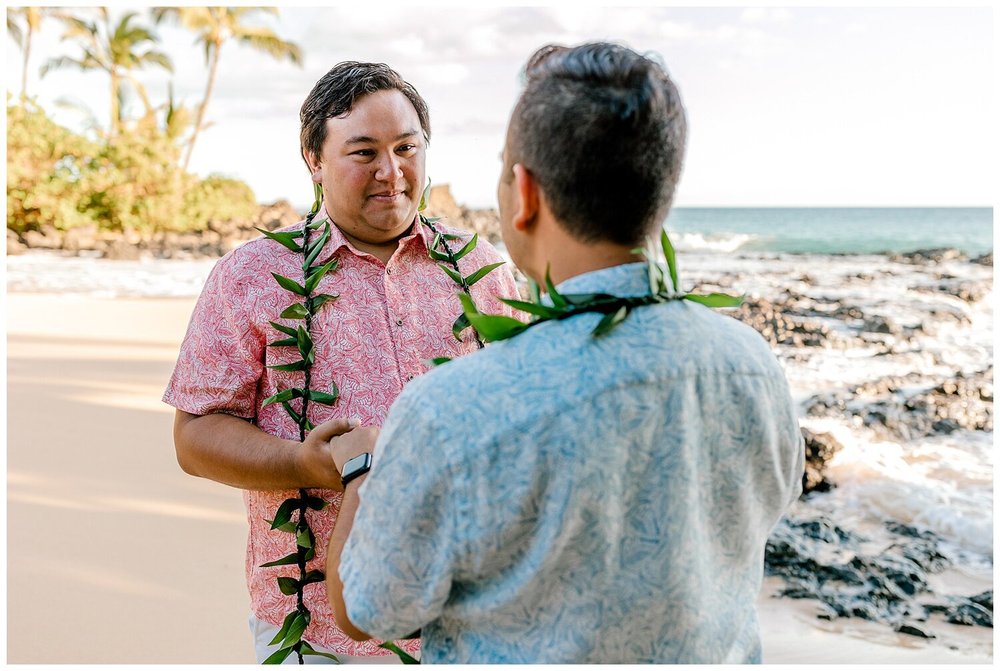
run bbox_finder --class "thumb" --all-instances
[308,417,358,442]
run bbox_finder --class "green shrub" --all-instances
[7,99,258,236]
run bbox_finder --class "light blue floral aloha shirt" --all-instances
[341,262,804,663]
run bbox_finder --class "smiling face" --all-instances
[307,89,426,248]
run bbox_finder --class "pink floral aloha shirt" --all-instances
[163,209,520,657]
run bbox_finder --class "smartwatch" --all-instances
[341,452,372,487]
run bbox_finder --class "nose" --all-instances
[374,152,402,182]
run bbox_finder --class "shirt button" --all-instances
[406,374,414,381]
[386,267,392,274]
[395,319,403,326]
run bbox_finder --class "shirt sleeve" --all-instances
[162,248,265,418]
[340,385,467,640]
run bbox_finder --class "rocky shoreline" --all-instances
[5,185,502,260]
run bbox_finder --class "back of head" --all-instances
[299,61,430,167]
[509,42,687,247]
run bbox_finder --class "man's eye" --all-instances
[352,149,375,157]
[397,144,416,153]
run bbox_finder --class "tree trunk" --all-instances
[110,68,120,138]
[183,39,221,172]
[21,24,33,101]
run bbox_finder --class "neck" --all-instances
[339,229,403,264]
[532,219,643,287]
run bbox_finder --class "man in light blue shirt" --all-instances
[323,42,804,663]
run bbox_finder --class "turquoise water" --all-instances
[664,207,993,256]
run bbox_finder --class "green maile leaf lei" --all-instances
[459,228,744,343]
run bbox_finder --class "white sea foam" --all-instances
[671,231,757,253]
[801,418,993,560]
[6,251,217,298]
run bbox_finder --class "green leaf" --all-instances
[271,497,301,530]
[267,610,298,646]
[261,388,301,407]
[564,292,617,306]
[379,642,420,664]
[255,227,303,253]
[592,305,629,337]
[272,273,308,297]
[305,259,338,294]
[428,247,452,262]
[528,278,542,304]
[277,576,299,596]
[267,337,298,348]
[418,179,431,211]
[301,569,325,585]
[426,357,451,367]
[306,215,328,231]
[683,292,745,308]
[452,312,471,341]
[309,182,323,217]
[296,326,313,361]
[458,293,529,342]
[452,232,478,261]
[661,228,678,293]
[266,360,308,372]
[498,297,564,319]
[303,226,331,268]
[440,232,462,241]
[280,303,309,320]
[262,644,293,664]
[260,551,300,568]
[464,261,504,287]
[311,293,339,311]
[303,545,316,562]
[269,321,298,337]
[281,401,302,425]
[280,611,309,649]
[299,642,340,662]
[305,389,338,405]
[544,267,568,308]
[297,526,314,550]
[304,495,327,510]
[270,520,297,533]
[438,263,463,285]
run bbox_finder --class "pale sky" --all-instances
[5,3,995,209]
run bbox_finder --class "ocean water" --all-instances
[666,207,993,256]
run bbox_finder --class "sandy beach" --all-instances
[6,291,993,664]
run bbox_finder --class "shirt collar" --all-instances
[555,262,653,298]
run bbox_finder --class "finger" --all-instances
[309,417,359,442]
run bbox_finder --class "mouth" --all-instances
[368,190,405,203]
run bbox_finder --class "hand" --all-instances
[329,425,379,476]
[294,417,360,489]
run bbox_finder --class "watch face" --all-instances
[343,453,372,478]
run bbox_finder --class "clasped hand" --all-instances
[296,417,379,490]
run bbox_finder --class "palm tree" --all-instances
[152,7,303,170]
[7,7,67,100]
[41,8,172,138]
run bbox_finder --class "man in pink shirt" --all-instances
[163,61,519,663]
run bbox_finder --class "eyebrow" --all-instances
[344,130,420,145]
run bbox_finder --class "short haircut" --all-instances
[299,61,430,167]
[507,42,687,246]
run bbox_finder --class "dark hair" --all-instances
[507,42,687,246]
[299,61,430,167]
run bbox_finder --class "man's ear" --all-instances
[305,152,323,183]
[511,163,539,232]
